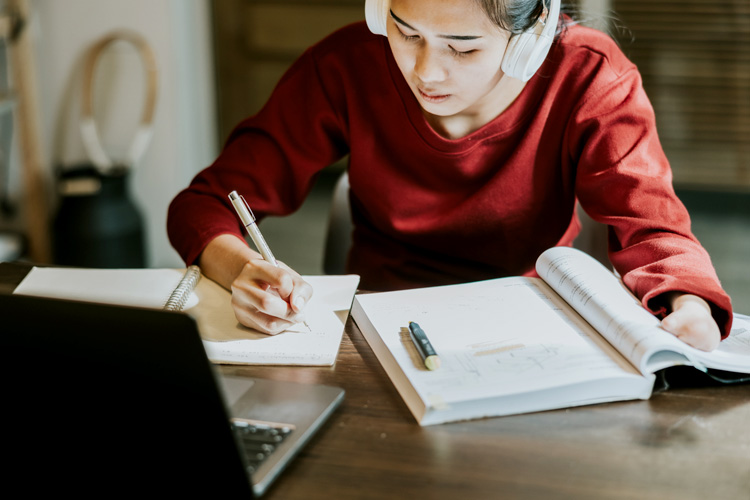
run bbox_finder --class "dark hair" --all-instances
[474,0,575,35]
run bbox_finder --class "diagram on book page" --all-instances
[398,327,564,376]
[370,277,644,404]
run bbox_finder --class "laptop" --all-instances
[1,293,344,497]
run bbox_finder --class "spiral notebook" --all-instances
[13,265,202,311]
[13,266,360,366]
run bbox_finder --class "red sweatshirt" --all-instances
[167,22,733,335]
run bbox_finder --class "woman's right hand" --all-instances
[198,234,313,335]
[229,257,313,335]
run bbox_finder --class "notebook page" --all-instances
[193,274,360,366]
[13,267,199,309]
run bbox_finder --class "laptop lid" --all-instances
[1,293,255,496]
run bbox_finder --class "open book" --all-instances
[13,266,359,366]
[352,247,750,426]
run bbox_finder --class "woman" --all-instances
[168,0,732,350]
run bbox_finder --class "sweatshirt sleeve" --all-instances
[167,44,350,267]
[568,65,733,337]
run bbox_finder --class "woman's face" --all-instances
[386,0,512,119]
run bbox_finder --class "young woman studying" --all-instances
[167,0,733,350]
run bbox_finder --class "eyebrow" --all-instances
[389,10,482,40]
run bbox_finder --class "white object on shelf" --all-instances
[0,232,22,261]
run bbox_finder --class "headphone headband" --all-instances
[364,0,561,81]
[365,0,389,36]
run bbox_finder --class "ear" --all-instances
[365,0,390,37]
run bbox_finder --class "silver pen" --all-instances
[228,190,277,266]
[228,190,310,329]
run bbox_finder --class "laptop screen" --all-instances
[1,293,254,496]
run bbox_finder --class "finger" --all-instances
[232,301,297,335]
[661,309,720,351]
[231,260,308,331]
[262,261,312,315]
[289,277,313,314]
[242,259,290,290]
[232,279,294,319]
[230,281,297,334]
[269,261,304,302]
[243,259,302,305]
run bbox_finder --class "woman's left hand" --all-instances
[660,293,721,351]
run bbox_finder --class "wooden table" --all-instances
[226,322,750,500]
[3,262,749,499]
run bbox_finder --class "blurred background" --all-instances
[0,0,747,310]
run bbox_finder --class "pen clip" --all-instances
[228,190,256,227]
[239,195,256,224]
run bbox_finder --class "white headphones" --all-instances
[365,0,560,82]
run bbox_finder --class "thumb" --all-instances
[289,281,314,314]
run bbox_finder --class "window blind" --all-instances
[612,0,750,189]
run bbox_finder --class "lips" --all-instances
[418,87,450,103]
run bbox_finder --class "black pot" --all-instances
[53,165,145,268]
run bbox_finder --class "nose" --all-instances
[414,45,447,84]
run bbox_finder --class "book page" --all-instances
[192,274,360,366]
[536,247,750,374]
[354,276,646,409]
[690,313,750,373]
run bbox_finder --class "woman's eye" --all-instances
[397,28,419,41]
[450,47,477,57]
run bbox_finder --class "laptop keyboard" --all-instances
[231,418,295,474]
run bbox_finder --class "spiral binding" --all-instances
[163,265,201,311]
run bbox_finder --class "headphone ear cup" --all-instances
[501,0,560,82]
[501,31,553,82]
[365,0,389,36]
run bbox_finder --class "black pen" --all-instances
[408,321,441,371]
